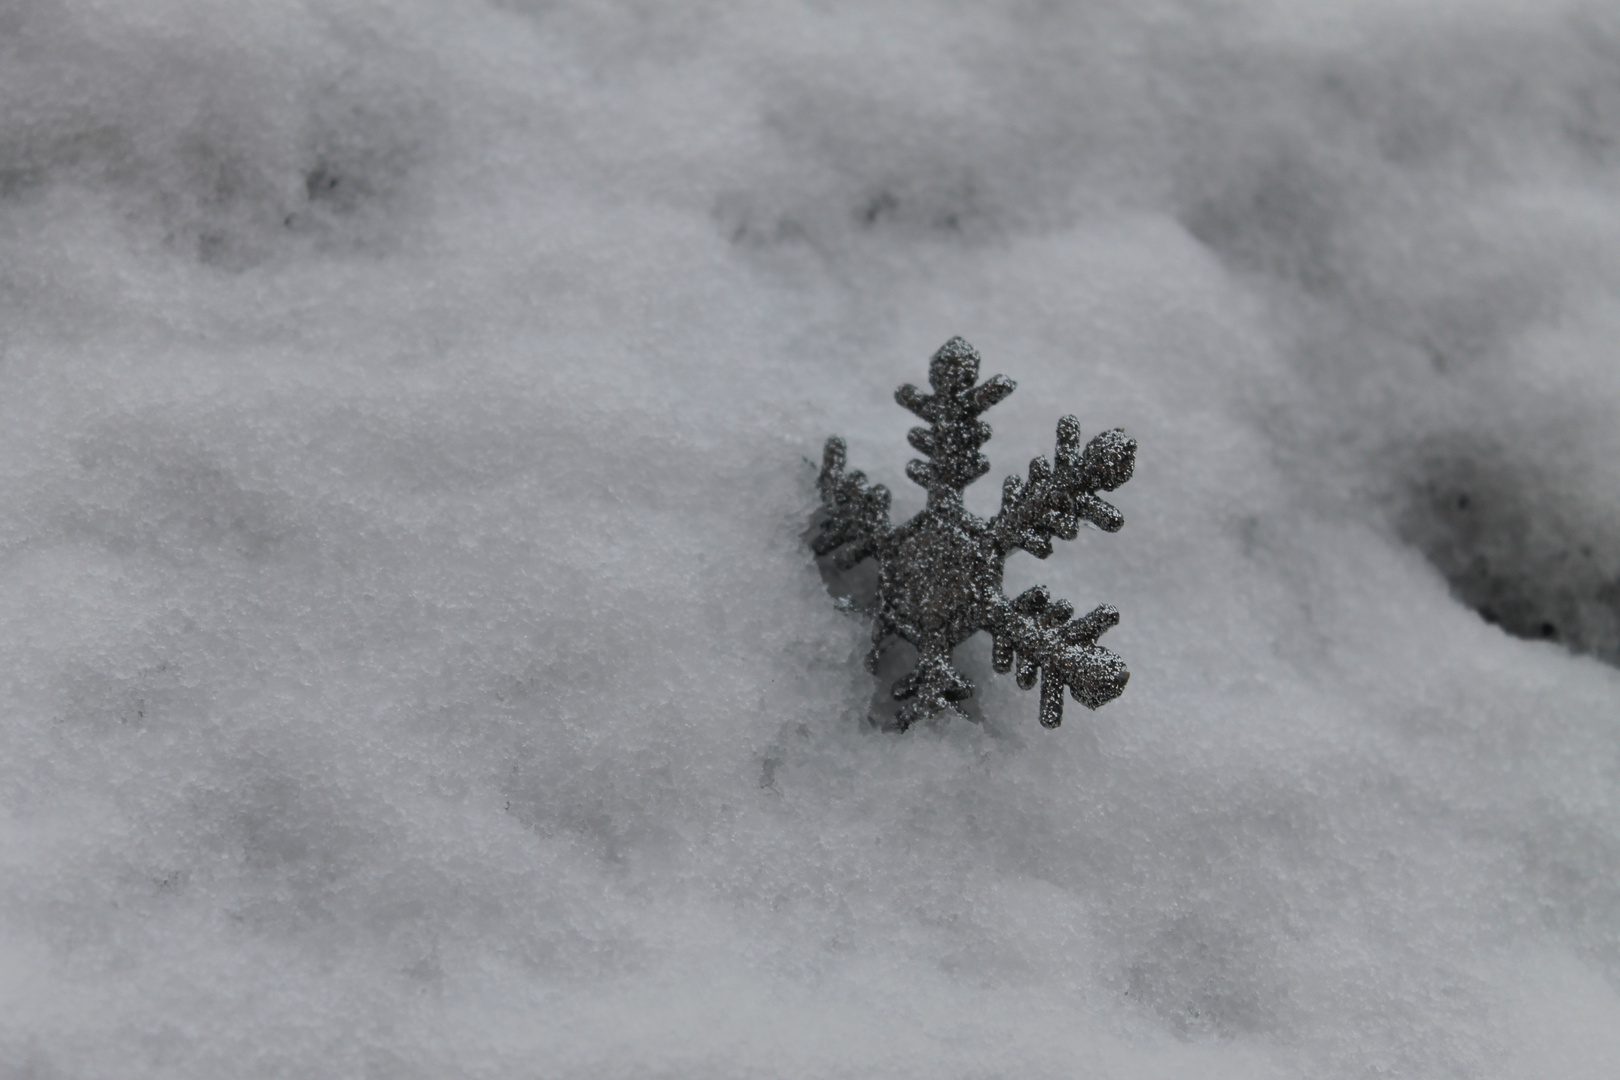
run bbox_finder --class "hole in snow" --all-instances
[1399,446,1620,665]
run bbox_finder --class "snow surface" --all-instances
[3,1,1620,1076]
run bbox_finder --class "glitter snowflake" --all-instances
[814,336,1137,730]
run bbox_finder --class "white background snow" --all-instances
[3,1,1620,1076]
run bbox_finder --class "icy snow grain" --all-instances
[2,1,1619,1078]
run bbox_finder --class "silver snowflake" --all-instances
[814,336,1136,730]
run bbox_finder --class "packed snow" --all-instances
[2,1,1619,1076]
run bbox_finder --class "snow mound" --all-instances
[1,2,1618,1076]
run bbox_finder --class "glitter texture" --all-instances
[814,337,1137,729]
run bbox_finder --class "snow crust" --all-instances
[2,1,1620,1076]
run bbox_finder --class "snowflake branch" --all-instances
[990,586,1129,727]
[895,337,1016,504]
[890,644,973,730]
[991,417,1136,558]
[812,436,892,568]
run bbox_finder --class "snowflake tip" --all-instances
[1076,494,1125,533]
[1063,604,1121,645]
[1055,415,1084,466]
[967,374,1017,414]
[894,382,933,421]
[818,435,846,480]
[1083,428,1137,491]
[1060,646,1130,712]
[929,336,982,391]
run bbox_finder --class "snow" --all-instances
[2,1,1619,1076]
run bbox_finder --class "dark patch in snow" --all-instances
[1401,447,1620,664]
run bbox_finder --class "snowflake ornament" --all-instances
[814,336,1137,730]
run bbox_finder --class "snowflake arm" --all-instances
[894,337,1016,506]
[990,417,1137,558]
[990,586,1130,728]
[891,643,975,729]
[812,436,892,569]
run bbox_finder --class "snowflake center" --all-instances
[883,509,1000,647]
